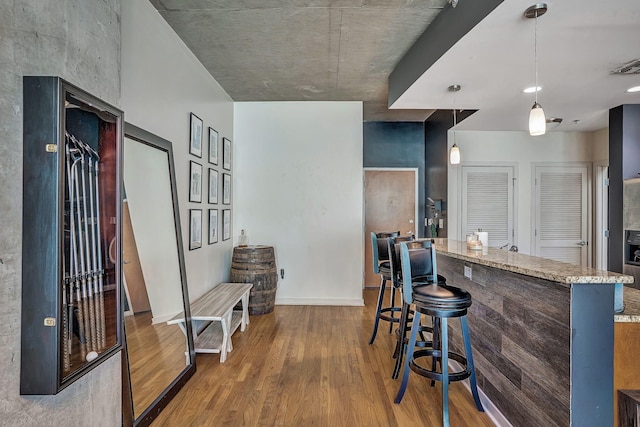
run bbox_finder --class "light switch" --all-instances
[438,219,444,228]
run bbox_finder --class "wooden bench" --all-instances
[167,282,252,362]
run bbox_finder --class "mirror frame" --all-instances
[121,123,196,427]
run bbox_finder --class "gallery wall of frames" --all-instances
[187,113,232,251]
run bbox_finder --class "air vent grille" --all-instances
[611,59,640,75]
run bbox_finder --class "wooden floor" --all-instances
[151,289,495,426]
[125,311,188,417]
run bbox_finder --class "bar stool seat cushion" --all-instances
[379,261,391,274]
[412,284,472,316]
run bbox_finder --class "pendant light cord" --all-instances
[534,10,538,104]
[453,91,457,143]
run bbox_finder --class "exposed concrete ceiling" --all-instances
[390,0,640,132]
[149,0,448,122]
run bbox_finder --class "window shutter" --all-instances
[461,166,514,248]
[539,172,582,240]
[534,165,589,266]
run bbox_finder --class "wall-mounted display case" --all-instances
[21,76,123,394]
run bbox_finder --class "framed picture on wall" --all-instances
[223,137,231,170]
[222,173,231,205]
[189,161,202,202]
[189,113,203,157]
[208,127,218,165]
[189,209,202,250]
[208,209,218,244]
[208,169,218,204]
[222,209,231,241]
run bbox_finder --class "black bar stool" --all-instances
[368,231,399,344]
[394,242,484,427]
[390,239,446,379]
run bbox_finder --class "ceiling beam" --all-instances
[388,0,504,108]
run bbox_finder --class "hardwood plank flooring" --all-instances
[151,289,494,426]
[125,311,188,417]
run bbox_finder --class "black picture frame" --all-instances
[189,113,203,157]
[222,209,231,241]
[208,127,218,165]
[208,209,218,244]
[208,169,218,204]
[189,209,202,250]
[223,137,231,170]
[189,161,202,203]
[222,173,231,205]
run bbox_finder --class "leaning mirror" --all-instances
[122,124,195,426]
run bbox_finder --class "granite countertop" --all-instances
[616,287,640,322]
[432,238,634,285]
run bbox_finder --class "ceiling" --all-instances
[150,0,640,130]
[149,0,448,122]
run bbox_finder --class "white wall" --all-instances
[448,130,601,254]
[234,102,364,305]
[121,0,234,300]
[591,127,609,164]
[124,138,184,322]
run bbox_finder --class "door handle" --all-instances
[577,241,587,246]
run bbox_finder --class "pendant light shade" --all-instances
[529,102,546,136]
[450,143,460,164]
[525,4,547,136]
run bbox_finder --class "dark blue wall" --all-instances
[363,122,426,237]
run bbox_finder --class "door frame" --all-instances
[530,161,593,265]
[595,163,609,270]
[363,167,419,288]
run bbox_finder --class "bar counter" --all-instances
[431,238,633,427]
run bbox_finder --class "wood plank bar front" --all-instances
[433,239,633,427]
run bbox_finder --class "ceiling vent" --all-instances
[611,59,640,75]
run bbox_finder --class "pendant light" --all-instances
[449,84,461,165]
[525,3,547,136]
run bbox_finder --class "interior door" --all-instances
[460,165,514,248]
[534,164,590,265]
[122,200,151,313]
[364,169,416,288]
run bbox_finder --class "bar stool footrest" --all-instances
[379,307,402,323]
[410,349,471,383]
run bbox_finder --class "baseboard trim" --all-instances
[152,313,176,324]
[449,360,512,427]
[275,297,364,306]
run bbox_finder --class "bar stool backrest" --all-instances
[370,231,399,274]
[387,235,415,282]
[399,241,438,305]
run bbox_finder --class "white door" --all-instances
[461,166,515,248]
[533,164,590,265]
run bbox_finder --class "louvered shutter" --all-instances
[461,166,514,248]
[534,165,589,266]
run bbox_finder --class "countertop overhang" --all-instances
[433,239,634,285]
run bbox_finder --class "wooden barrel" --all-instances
[230,245,278,315]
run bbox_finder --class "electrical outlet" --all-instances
[464,265,472,280]
[438,218,444,229]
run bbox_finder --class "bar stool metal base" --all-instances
[368,266,402,344]
[394,285,484,427]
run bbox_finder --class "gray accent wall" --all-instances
[609,104,640,274]
[363,122,426,237]
[0,1,122,424]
